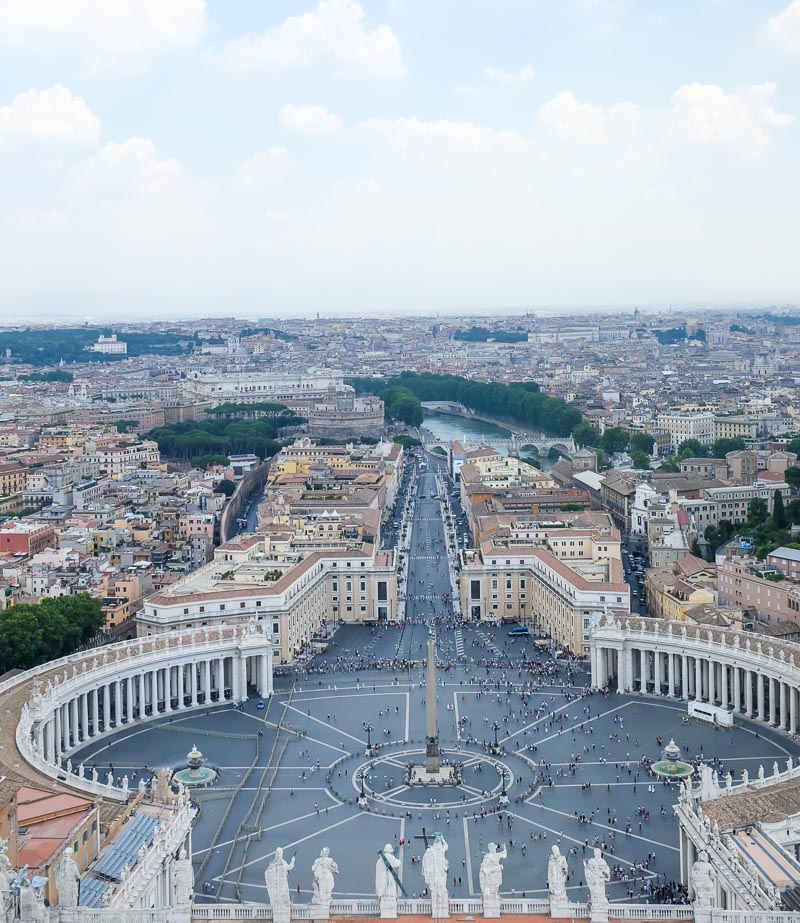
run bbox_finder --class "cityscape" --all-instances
[3,4,800,923]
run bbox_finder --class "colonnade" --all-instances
[590,615,800,735]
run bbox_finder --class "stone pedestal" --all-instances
[272,906,291,923]
[309,903,330,919]
[380,896,398,919]
[590,901,609,923]
[549,899,572,919]
[431,894,450,918]
[482,896,500,918]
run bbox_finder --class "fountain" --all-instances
[171,744,217,787]
[651,739,694,780]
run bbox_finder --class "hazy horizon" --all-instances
[2,1,800,316]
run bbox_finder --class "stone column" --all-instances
[591,646,599,687]
[70,697,79,747]
[217,656,225,700]
[151,669,159,714]
[63,701,72,752]
[258,655,268,697]
[203,660,211,703]
[654,650,662,694]
[708,660,716,705]
[733,667,741,715]
[125,677,133,722]
[668,653,675,698]
[780,682,788,731]
[791,687,798,736]
[89,687,97,736]
[102,683,110,732]
[746,671,754,717]
[191,664,199,707]
[681,654,689,700]
[239,655,249,701]
[758,674,766,720]
[113,679,122,726]
[695,657,702,701]
[720,664,728,711]
[770,678,778,725]
[165,664,172,712]
[80,693,89,741]
[640,649,647,692]
[44,720,54,763]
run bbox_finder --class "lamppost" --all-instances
[490,721,501,755]
[357,766,369,807]
[364,722,375,755]
[497,763,509,807]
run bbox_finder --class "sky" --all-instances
[1,0,800,320]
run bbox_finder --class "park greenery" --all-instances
[657,437,749,472]
[214,479,236,497]
[352,372,582,437]
[452,326,528,343]
[0,594,106,674]
[0,327,193,365]
[148,410,304,462]
[572,425,655,458]
[207,402,287,418]
[653,325,706,345]
[393,435,422,449]
[703,492,800,561]
[17,370,74,383]
[381,386,424,427]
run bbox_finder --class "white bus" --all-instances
[688,701,733,728]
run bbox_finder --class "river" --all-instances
[421,410,554,469]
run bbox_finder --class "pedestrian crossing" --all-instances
[412,554,441,561]
[455,629,464,658]
[476,631,503,657]
[407,594,448,601]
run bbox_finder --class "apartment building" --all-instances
[717,554,800,626]
[459,516,629,653]
[0,521,56,556]
[656,410,715,451]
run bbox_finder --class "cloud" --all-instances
[0,0,206,71]
[669,82,793,159]
[764,0,800,54]
[221,0,404,77]
[483,64,534,84]
[279,103,342,135]
[361,116,527,159]
[0,85,101,151]
[538,91,640,148]
[83,137,183,193]
[237,147,295,187]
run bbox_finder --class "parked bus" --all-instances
[508,626,529,637]
[688,701,733,728]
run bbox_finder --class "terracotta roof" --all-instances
[701,774,800,829]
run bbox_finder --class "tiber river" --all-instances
[421,411,555,470]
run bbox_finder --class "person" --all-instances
[311,848,338,906]
[265,847,295,912]
[54,846,80,909]
[376,844,403,899]
[479,842,507,903]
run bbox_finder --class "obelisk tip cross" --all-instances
[425,636,440,773]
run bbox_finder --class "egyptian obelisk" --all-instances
[425,635,440,772]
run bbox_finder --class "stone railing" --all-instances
[62,910,189,923]
[711,914,800,923]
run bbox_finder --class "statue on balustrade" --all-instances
[54,846,80,909]
[479,842,507,916]
[691,849,715,923]
[265,847,295,923]
[311,847,338,908]
[173,847,194,906]
[584,848,610,923]
[547,845,569,909]
[375,844,402,900]
[0,839,12,923]
[421,832,449,918]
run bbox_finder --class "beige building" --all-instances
[656,410,715,452]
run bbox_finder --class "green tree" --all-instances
[690,539,702,558]
[572,423,601,448]
[214,479,236,497]
[788,498,800,525]
[599,427,629,454]
[659,456,680,473]
[630,450,651,470]
[784,467,800,492]
[194,454,230,469]
[677,439,708,458]
[773,489,786,529]
[747,497,769,527]
[629,432,655,455]
[786,437,800,457]
[712,437,746,457]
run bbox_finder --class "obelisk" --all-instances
[425,635,440,772]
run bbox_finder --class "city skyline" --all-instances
[1,0,800,315]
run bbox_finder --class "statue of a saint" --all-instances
[691,851,715,908]
[584,848,610,921]
[54,847,80,909]
[265,847,295,923]
[0,839,12,923]
[311,848,338,907]
[173,847,193,906]
[422,833,449,918]
[479,842,507,914]
[375,844,402,899]
[548,845,569,906]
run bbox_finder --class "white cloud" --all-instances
[764,0,800,54]
[0,85,100,151]
[538,91,641,148]
[221,0,404,77]
[361,116,527,158]
[84,137,183,193]
[279,103,342,136]
[483,64,534,84]
[0,0,206,71]
[669,82,793,159]
[237,147,295,187]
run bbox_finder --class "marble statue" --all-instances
[691,850,715,923]
[422,833,449,919]
[0,839,11,923]
[584,848,611,923]
[547,845,569,909]
[54,846,80,908]
[311,847,338,909]
[479,843,507,917]
[173,847,193,905]
[375,844,402,899]
[265,847,295,923]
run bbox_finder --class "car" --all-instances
[257,700,265,709]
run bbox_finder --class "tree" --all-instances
[630,450,651,470]
[788,498,800,525]
[629,432,655,455]
[659,456,680,473]
[572,423,600,448]
[747,497,769,527]
[194,454,230,469]
[677,439,708,458]
[784,467,800,492]
[786,437,800,457]
[599,427,629,454]
[690,539,702,558]
[773,489,786,529]
[214,479,236,497]
[712,437,746,457]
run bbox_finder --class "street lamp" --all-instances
[364,722,375,754]
[490,721,501,754]
[357,766,369,807]
[497,763,509,807]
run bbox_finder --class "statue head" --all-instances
[488,843,497,854]
[698,850,709,864]
[179,847,187,860]
[594,847,602,860]
[275,847,283,861]
[320,847,329,857]
[383,844,394,855]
